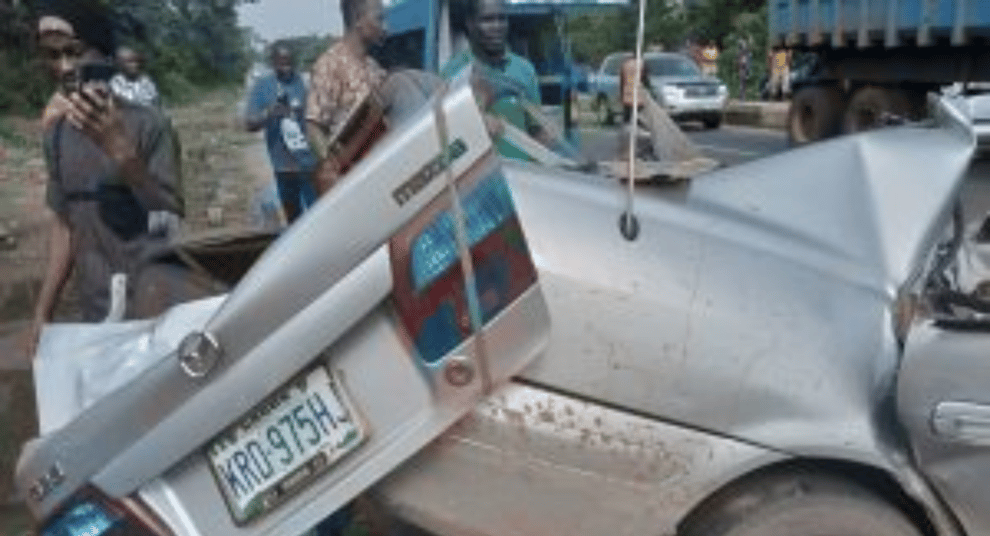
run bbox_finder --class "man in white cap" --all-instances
[24,0,185,357]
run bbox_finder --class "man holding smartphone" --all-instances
[23,0,185,357]
[246,42,317,224]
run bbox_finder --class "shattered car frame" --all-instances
[16,70,990,536]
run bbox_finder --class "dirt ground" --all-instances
[0,87,275,532]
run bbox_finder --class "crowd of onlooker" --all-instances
[21,0,547,533]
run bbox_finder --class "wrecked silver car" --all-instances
[16,70,986,536]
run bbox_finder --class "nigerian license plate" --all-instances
[686,86,717,97]
[207,367,366,524]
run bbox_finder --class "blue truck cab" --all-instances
[770,0,990,143]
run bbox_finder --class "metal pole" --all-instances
[624,0,647,237]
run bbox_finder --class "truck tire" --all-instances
[788,86,845,145]
[843,86,911,134]
[680,472,923,536]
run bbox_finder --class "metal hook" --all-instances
[619,211,640,241]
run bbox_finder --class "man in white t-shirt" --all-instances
[110,46,161,109]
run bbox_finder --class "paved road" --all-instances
[683,124,789,166]
[577,122,990,225]
[686,125,990,222]
[574,123,788,165]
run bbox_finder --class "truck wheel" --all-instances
[788,86,844,145]
[843,86,911,134]
[595,95,615,126]
[680,472,923,536]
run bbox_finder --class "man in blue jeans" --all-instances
[246,42,318,224]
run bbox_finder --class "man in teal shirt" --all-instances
[440,0,540,105]
[441,0,541,160]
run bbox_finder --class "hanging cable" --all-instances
[433,77,494,394]
[621,0,648,241]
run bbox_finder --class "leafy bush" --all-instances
[0,50,51,116]
[157,71,200,106]
[0,117,27,146]
[569,0,687,68]
[0,0,53,116]
[715,8,769,100]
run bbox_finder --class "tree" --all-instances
[568,0,688,67]
[0,0,51,114]
[686,0,766,48]
[110,0,259,90]
[280,34,335,70]
[704,4,768,99]
[0,0,260,112]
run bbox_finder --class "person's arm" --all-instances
[523,64,544,138]
[308,119,341,195]
[305,56,336,159]
[306,60,345,193]
[245,80,286,132]
[66,86,182,213]
[306,120,330,160]
[24,215,72,357]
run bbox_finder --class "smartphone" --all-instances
[79,63,116,84]
[73,63,116,103]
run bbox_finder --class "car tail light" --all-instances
[40,488,172,536]
[390,161,538,364]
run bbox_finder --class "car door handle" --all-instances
[932,401,990,445]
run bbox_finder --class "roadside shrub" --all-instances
[0,50,51,116]
[157,71,200,106]
[716,9,769,101]
[0,118,27,147]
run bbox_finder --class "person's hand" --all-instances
[66,84,137,165]
[482,113,505,138]
[313,157,341,195]
[269,101,291,119]
[19,318,43,361]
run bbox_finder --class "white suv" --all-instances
[592,51,728,128]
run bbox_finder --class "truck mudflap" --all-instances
[18,70,552,534]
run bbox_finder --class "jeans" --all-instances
[275,171,317,224]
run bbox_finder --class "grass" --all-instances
[0,118,29,149]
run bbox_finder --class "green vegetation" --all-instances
[568,0,769,98]
[108,0,259,99]
[279,34,336,70]
[0,118,28,147]
[715,6,769,100]
[568,0,688,66]
[0,0,258,116]
[0,1,53,115]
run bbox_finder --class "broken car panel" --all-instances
[17,70,990,536]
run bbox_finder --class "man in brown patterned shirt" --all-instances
[306,0,387,193]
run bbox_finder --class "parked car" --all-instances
[17,69,988,536]
[591,51,728,129]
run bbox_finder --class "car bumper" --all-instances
[663,96,726,119]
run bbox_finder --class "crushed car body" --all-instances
[16,70,990,536]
